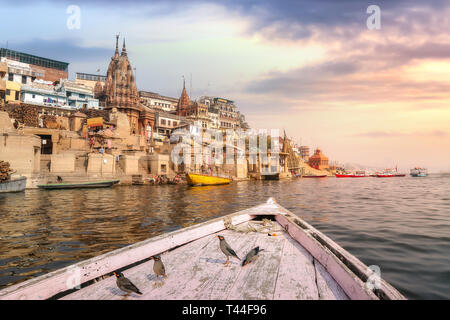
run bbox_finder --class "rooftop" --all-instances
[0,48,69,71]
[139,91,178,103]
[76,72,106,82]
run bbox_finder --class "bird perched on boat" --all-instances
[151,255,167,287]
[113,272,142,296]
[217,235,240,266]
[242,247,264,266]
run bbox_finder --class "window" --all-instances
[161,119,166,125]
[15,91,19,100]
[161,164,167,173]
[173,121,177,127]
[6,89,10,96]
[32,94,36,99]
[22,75,27,84]
[8,73,13,81]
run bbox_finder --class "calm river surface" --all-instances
[1,175,449,299]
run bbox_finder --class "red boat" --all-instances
[336,173,353,178]
[376,166,406,178]
[376,173,395,178]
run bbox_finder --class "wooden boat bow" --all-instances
[0,198,405,300]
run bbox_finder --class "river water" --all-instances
[1,175,449,299]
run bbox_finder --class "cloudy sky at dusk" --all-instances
[1,0,450,171]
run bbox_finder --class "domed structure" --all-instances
[308,148,329,170]
[101,35,142,134]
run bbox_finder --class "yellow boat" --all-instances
[185,173,232,186]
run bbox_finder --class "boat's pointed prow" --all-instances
[267,197,277,204]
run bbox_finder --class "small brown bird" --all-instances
[113,272,142,296]
[217,235,240,266]
[242,246,264,266]
[152,255,167,279]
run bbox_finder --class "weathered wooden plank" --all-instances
[273,235,319,300]
[61,233,218,300]
[144,230,239,300]
[226,230,286,300]
[275,214,377,300]
[180,230,261,300]
[273,204,405,300]
[273,204,406,300]
[0,211,256,300]
[315,260,349,300]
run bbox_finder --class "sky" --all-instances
[1,0,450,172]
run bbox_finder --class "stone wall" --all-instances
[0,132,41,187]
[87,153,114,176]
[0,111,14,132]
[149,153,170,175]
[118,155,139,175]
[50,153,75,173]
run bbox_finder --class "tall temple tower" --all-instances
[101,35,142,134]
[176,77,190,117]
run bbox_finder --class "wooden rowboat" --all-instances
[186,173,232,186]
[0,176,27,193]
[303,175,327,178]
[37,179,120,190]
[0,198,405,300]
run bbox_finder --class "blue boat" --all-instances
[0,176,27,193]
[410,167,428,177]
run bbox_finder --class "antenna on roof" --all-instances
[206,80,211,96]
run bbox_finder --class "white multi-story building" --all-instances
[139,91,178,113]
[154,111,185,138]
[56,79,100,109]
[0,57,36,86]
[198,96,240,130]
[21,80,67,108]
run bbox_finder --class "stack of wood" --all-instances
[0,161,13,182]
[4,104,39,127]
[79,108,110,122]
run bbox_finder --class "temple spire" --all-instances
[177,75,190,116]
[114,34,120,58]
[122,38,127,56]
